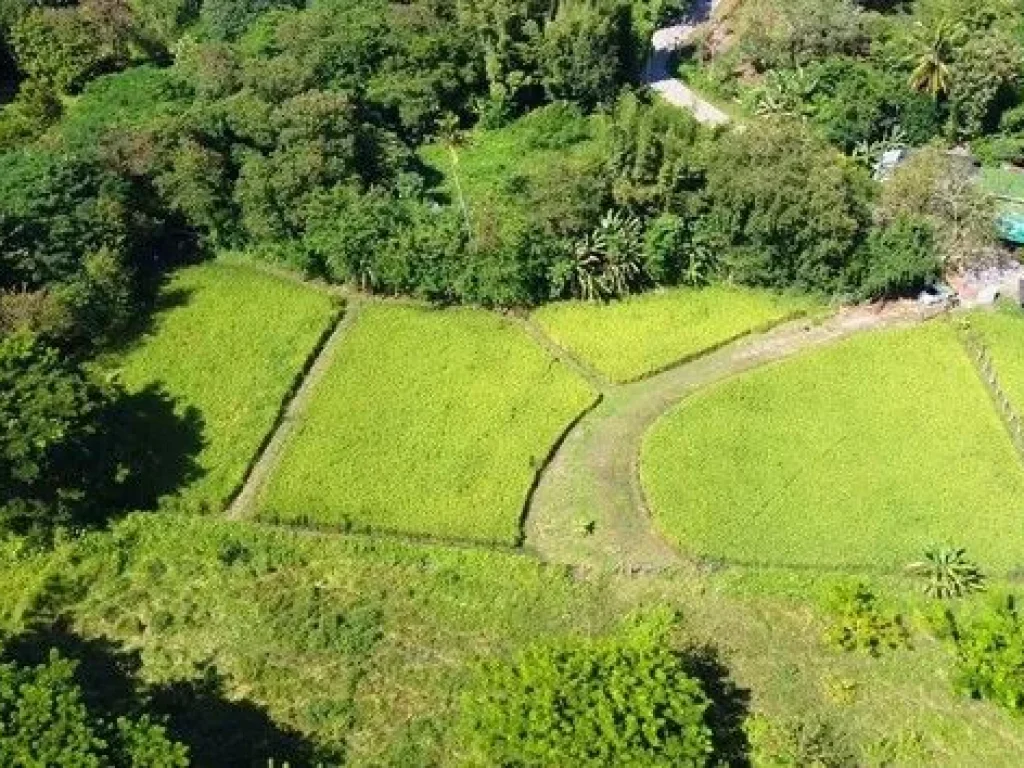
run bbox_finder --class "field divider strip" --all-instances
[957,322,1024,465]
[518,392,605,549]
[515,313,612,392]
[248,515,536,557]
[226,298,363,520]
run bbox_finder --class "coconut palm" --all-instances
[906,19,962,99]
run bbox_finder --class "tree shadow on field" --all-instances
[2,621,326,768]
[107,283,195,357]
[683,644,753,767]
[104,382,206,515]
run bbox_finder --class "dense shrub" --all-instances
[698,121,873,293]
[848,214,940,300]
[540,0,636,110]
[0,334,125,535]
[201,0,300,41]
[950,595,1024,714]
[461,613,714,766]
[0,649,188,767]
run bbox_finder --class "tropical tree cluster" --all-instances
[717,0,1024,153]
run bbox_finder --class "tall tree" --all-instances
[906,18,962,99]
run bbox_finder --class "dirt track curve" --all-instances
[524,305,933,574]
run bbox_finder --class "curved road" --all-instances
[524,306,929,574]
[645,0,730,125]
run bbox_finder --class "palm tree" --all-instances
[907,19,962,99]
[437,112,473,240]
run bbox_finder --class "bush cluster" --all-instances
[461,612,715,767]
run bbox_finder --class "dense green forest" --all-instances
[6,0,1024,764]
[3,0,1014,359]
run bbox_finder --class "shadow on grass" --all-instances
[105,283,195,357]
[3,621,328,767]
[684,644,753,766]
[107,382,206,512]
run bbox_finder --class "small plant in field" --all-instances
[823,582,910,657]
[906,545,986,599]
[745,713,856,768]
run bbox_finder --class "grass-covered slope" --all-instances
[642,323,1024,572]
[533,286,817,383]
[0,514,617,766]
[3,515,1023,766]
[259,303,597,543]
[108,262,340,511]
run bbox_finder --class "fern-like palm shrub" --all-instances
[907,546,986,599]
[562,209,647,301]
[460,612,714,767]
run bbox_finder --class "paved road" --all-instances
[645,0,730,125]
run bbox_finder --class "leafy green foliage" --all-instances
[10,8,110,93]
[822,583,910,657]
[0,649,188,767]
[698,121,873,294]
[462,612,714,767]
[539,0,636,110]
[0,148,166,346]
[261,303,596,543]
[643,324,1024,570]
[556,209,648,301]
[949,595,1024,714]
[0,333,124,534]
[849,214,940,300]
[201,0,299,41]
[907,545,986,599]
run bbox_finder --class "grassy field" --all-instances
[419,103,605,221]
[259,303,597,543]
[642,322,1024,572]
[532,286,818,383]
[2,514,1023,766]
[979,166,1024,201]
[107,262,340,511]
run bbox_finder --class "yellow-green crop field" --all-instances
[108,262,340,511]
[533,286,817,382]
[642,323,1024,572]
[259,303,597,543]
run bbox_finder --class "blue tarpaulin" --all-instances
[998,211,1024,245]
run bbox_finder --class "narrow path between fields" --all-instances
[524,305,932,574]
[645,0,730,125]
[227,299,363,520]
